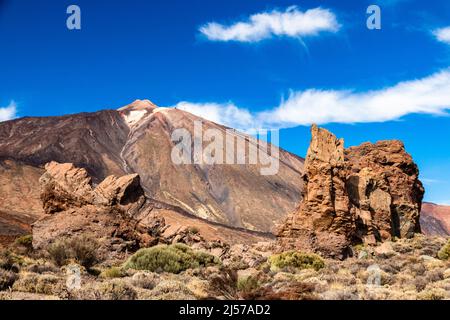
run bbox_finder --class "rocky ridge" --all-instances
[32,162,270,260]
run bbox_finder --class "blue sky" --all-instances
[1,0,450,204]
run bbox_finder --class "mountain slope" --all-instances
[0,99,304,238]
[421,202,450,236]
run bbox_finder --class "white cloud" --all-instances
[173,69,450,130]
[199,6,340,43]
[0,101,16,122]
[174,101,254,129]
[433,26,450,45]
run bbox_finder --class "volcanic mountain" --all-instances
[0,99,304,244]
[420,202,450,236]
[1,99,448,245]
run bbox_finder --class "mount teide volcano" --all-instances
[0,99,304,243]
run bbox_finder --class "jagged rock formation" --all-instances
[33,162,271,256]
[278,125,424,258]
[0,99,304,235]
[33,162,156,256]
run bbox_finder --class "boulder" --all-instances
[33,162,160,257]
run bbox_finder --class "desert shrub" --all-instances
[14,235,33,253]
[124,244,219,274]
[414,276,428,292]
[47,235,99,269]
[13,272,63,295]
[101,267,125,279]
[207,268,238,299]
[70,235,99,269]
[47,240,71,267]
[131,272,158,289]
[437,239,450,261]
[25,262,59,274]
[269,251,325,272]
[425,269,444,282]
[0,269,18,291]
[417,288,448,300]
[187,226,200,235]
[0,250,22,272]
[96,280,137,300]
[241,281,317,300]
[149,280,195,300]
[237,276,259,294]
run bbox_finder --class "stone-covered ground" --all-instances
[0,234,449,300]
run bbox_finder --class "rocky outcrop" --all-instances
[278,125,424,258]
[32,162,270,258]
[33,162,160,257]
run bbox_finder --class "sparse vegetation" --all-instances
[47,235,99,269]
[47,240,71,267]
[124,244,219,274]
[0,233,449,300]
[12,273,63,295]
[96,280,137,300]
[269,251,325,272]
[438,239,450,261]
[69,235,99,269]
[187,226,200,235]
[14,235,33,253]
[101,267,125,279]
[0,269,18,291]
[0,250,23,272]
[237,276,259,294]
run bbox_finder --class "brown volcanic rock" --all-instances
[0,159,44,245]
[421,202,450,236]
[33,162,151,254]
[278,125,424,258]
[33,162,272,255]
[346,140,424,240]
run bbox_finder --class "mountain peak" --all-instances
[118,99,158,127]
[118,99,158,112]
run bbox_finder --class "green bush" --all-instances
[187,226,200,235]
[269,251,325,272]
[0,250,23,271]
[47,235,99,269]
[124,243,219,274]
[101,267,126,279]
[237,276,259,294]
[437,239,450,261]
[15,235,33,252]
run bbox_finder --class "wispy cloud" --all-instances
[199,6,340,43]
[173,69,450,130]
[433,26,450,45]
[0,100,16,122]
[421,178,443,186]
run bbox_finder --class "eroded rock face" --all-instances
[33,162,157,258]
[278,125,424,258]
[32,162,241,258]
